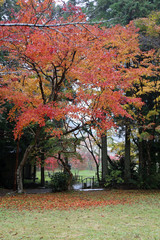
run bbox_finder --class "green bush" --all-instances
[110,157,137,180]
[104,170,124,188]
[50,172,69,192]
[135,173,160,189]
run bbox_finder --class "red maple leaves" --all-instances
[0,0,155,140]
[0,190,159,211]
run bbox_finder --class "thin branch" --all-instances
[32,66,46,104]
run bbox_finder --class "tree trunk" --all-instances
[33,164,36,183]
[146,142,152,175]
[17,144,34,193]
[124,124,131,184]
[139,140,143,174]
[40,153,45,187]
[138,129,146,177]
[96,163,100,183]
[64,156,70,174]
[101,134,109,182]
[13,139,20,191]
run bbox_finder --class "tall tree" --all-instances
[0,0,153,192]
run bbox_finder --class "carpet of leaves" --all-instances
[0,190,160,211]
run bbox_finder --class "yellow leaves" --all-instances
[143,83,159,94]
[24,77,40,95]
[139,131,153,141]
[106,23,140,62]
[155,95,160,103]
[135,11,160,38]
[146,110,159,120]
[0,0,4,5]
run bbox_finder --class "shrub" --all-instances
[135,173,160,189]
[50,172,69,192]
[104,170,124,188]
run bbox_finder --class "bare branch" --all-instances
[0,20,108,28]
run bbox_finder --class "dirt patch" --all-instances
[0,188,52,197]
[25,188,52,194]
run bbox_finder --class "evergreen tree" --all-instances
[79,0,160,26]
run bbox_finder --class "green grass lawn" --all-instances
[0,190,160,240]
[71,169,96,178]
[35,169,96,182]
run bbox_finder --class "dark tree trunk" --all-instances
[124,124,131,184]
[146,142,152,175]
[138,128,147,177]
[13,140,20,191]
[138,127,145,174]
[96,163,100,183]
[41,153,45,187]
[139,140,144,174]
[101,134,108,182]
[33,164,36,183]
[64,156,70,174]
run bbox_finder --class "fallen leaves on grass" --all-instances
[0,190,159,211]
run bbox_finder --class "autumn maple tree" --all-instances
[0,0,154,192]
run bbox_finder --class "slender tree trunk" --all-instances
[124,124,131,184]
[139,140,143,175]
[96,163,100,183]
[13,139,20,191]
[79,129,101,185]
[138,128,146,177]
[64,156,69,174]
[146,142,152,175]
[33,164,36,183]
[17,144,34,193]
[89,145,100,183]
[41,153,45,187]
[101,133,108,182]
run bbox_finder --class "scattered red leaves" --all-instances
[0,190,160,212]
